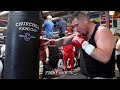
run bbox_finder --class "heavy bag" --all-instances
[79,49,89,77]
[49,46,59,69]
[3,11,41,79]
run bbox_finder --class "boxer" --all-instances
[42,12,116,79]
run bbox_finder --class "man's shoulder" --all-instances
[96,26,114,40]
[98,26,107,30]
[97,26,111,34]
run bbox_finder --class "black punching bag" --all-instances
[3,11,40,79]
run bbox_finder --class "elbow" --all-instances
[100,56,110,64]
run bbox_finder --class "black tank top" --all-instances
[82,25,115,78]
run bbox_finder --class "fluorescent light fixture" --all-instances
[42,11,50,13]
[0,11,9,16]
[109,11,115,15]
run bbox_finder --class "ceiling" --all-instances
[0,11,101,21]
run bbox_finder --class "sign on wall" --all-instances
[100,12,113,28]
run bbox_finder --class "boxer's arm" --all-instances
[41,32,77,47]
[91,28,115,64]
[55,34,75,47]
[48,33,76,47]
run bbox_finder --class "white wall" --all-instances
[117,18,120,29]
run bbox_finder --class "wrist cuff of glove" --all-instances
[82,41,95,55]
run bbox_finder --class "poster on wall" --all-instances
[100,12,113,28]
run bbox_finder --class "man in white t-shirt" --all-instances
[114,33,120,78]
[1,44,6,57]
[0,44,5,78]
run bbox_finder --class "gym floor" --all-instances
[51,64,119,79]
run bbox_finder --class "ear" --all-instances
[82,18,88,23]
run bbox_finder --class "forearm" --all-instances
[91,48,111,64]
[55,34,76,47]
[45,47,49,58]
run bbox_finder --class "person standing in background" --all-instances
[39,36,50,79]
[60,31,75,71]
[42,15,54,39]
[58,16,67,38]
[114,33,120,79]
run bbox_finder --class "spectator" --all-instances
[42,15,54,39]
[58,16,67,38]
[60,31,75,71]
[39,36,50,79]
[114,33,120,79]
[67,23,73,34]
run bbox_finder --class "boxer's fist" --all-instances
[72,34,87,48]
[72,34,95,55]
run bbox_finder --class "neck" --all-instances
[87,22,96,36]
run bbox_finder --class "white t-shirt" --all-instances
[116,39,120,55]
[1,45,6,57]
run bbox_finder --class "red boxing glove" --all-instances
[72,34,95,55]
[72,34,87,48]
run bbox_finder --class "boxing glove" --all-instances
[72,34,95,55]
[72,34,87,48]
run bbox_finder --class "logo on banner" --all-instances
[24,33,31,41]
[19,33,36,41]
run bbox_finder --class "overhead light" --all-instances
[109,11,115,15]
[42,11,50,13]
[0,11,9,16]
